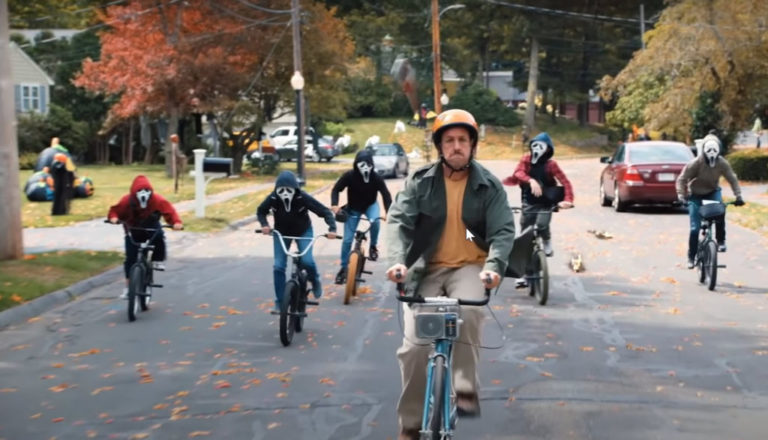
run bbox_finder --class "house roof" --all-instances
[9,42,55,86]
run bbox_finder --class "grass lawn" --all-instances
[0,250,123,313]
[724,197,768,237]
[340,113,614,161]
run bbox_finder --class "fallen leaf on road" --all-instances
[607,291,626,296]
[91,386,114,395]
[754,350,768,356]
[41,375,56,380]
[27,317,42,323]
[12,344,31,351]
[188,431,211,438]
[29,413,42,419]
[51,417,64,423]
[660,277,678,285]
[491,379,502,385]
[525,356,544,362]
[130,434,149,440]
[49,383,71,393]
[214,380,231,389]
[86,430,97,438]
[209,322,226,329]
[540,372,553,378]
[299,404,311,409]
[275,392,287,398]
[153,403,169,410]
[68,348,101,358]
[267,422,280,430]
[51,363,64,368]
[666,307,681,315]
[318,377,336,386]
[580,346,594,352]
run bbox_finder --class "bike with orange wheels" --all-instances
[340,213,386,305]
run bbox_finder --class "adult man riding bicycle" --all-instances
[385,109,515,440]
[331,149,392,284]
[676,133,744,269]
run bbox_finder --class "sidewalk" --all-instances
[22,182,274,254]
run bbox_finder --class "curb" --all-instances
[0,266,123,330]
[0,182,335,330]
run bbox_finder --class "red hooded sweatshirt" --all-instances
[108,175,182,226]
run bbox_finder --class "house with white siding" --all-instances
[9,42,54,115]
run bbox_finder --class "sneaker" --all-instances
[369,245,379,262]
[717,242,727,252]
[311,276,323,299]
[687,258,695,269]
[543,240,554,257]
[515,278,528,289]
[152,261,166,270]
[272,301,281,314]
[119,287,129,300]
[335,268,347,285]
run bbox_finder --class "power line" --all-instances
[233,0,292,15]
[483,0,657,25]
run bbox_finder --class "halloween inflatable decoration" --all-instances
[25,138,95,202]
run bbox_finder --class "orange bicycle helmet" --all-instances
[431,109,479,149]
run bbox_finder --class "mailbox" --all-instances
[202,157,233,176]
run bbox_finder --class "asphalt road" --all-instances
[1,158,767,440]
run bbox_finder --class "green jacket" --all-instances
[386,160,516,291]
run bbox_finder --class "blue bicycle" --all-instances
[396,275,491,439]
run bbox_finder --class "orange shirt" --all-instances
[430,174,488,267]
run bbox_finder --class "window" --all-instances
[629,145,693,163]
[614,145,625,163]
[21,84,40,112]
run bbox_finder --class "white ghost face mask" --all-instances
[703,139,720,168]
[275,186,296,212]
[135,189,152,209]
[357,161,373,183]
[530,141,548,165]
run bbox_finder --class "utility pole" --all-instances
[0,0,24,260]
[291,0,306,185]
[523,36,539,138]
[640,4,646,49]
[431,0,442,114]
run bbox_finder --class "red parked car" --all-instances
[599,141,694,211]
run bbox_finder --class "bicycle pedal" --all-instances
[154,267,165,272]
[149,283,163,288]
[717,264,726,268]
[270,310,280,315]
[361,270,373,275]
[356,278,365,283]
[305,300,319,306]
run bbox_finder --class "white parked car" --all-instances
[268,126,316,148]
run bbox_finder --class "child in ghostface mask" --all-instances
[108,175,183,299]
[503,132,574,286]
[257,171,337,312]
[676,133,744,269]
[330,149,392,284]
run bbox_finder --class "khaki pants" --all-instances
[396,264,485,430]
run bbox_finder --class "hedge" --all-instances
[726,149,768,181]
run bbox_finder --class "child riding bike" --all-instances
[676,133,744,269]
[107,175,183,299]
[503,132,574,286]
[257,171,337,312]
[331,149,392,284]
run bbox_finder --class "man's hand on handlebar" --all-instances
[327,231,337,239]
[386,264,408,282]
[558,201,574,209]
[109,217,119,224]
[173,223,183,231]
[479,270,500,289]
[261,226,271,235]
[331,205,340,214]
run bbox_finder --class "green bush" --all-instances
[446,83,520,127]
[343,142,359,155]
[726,149,768,181]
[18,152,38,170]
[320,121,348,138]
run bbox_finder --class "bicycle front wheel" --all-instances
[127,264,143,322]
[294,279,308,333]
[530,250,549,306]
[279,280,298,346]
[140,266,151,311]
[344,252,361,305]
[427,355,445,440]
[698,243,708,284]
[706,240,718,291]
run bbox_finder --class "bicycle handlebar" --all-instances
[255,229,341,258]
[393,271,492,306]
[509,205,559,214]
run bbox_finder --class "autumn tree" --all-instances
[601,0,768,141]
[75,0,257,173]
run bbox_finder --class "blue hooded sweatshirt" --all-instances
[256,171,336,236]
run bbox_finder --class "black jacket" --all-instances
[331,150,392,213]
[257,171,336,236]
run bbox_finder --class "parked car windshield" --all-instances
[373,144,399,156]
[629,144,692,163]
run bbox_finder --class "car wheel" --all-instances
[599,180,611,207]
[613,185,627,212]
[325,157,332,162]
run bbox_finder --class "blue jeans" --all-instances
[687,188,725,260]
[273,227,319,304]
[340,203,380,269]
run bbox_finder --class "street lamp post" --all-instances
[290,71,306,185]
[431,2,465,114]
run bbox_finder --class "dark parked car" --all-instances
[371,143,409,178]
[599,141,694,211]
[306,135,339,162]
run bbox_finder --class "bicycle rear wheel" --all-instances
[529,250,549,306]
[294,279,308,333]
[706,240,718,291]
[279,281,298,346]
[127,264,143,322]
[426,355,445,440]
[344,251,361,305]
